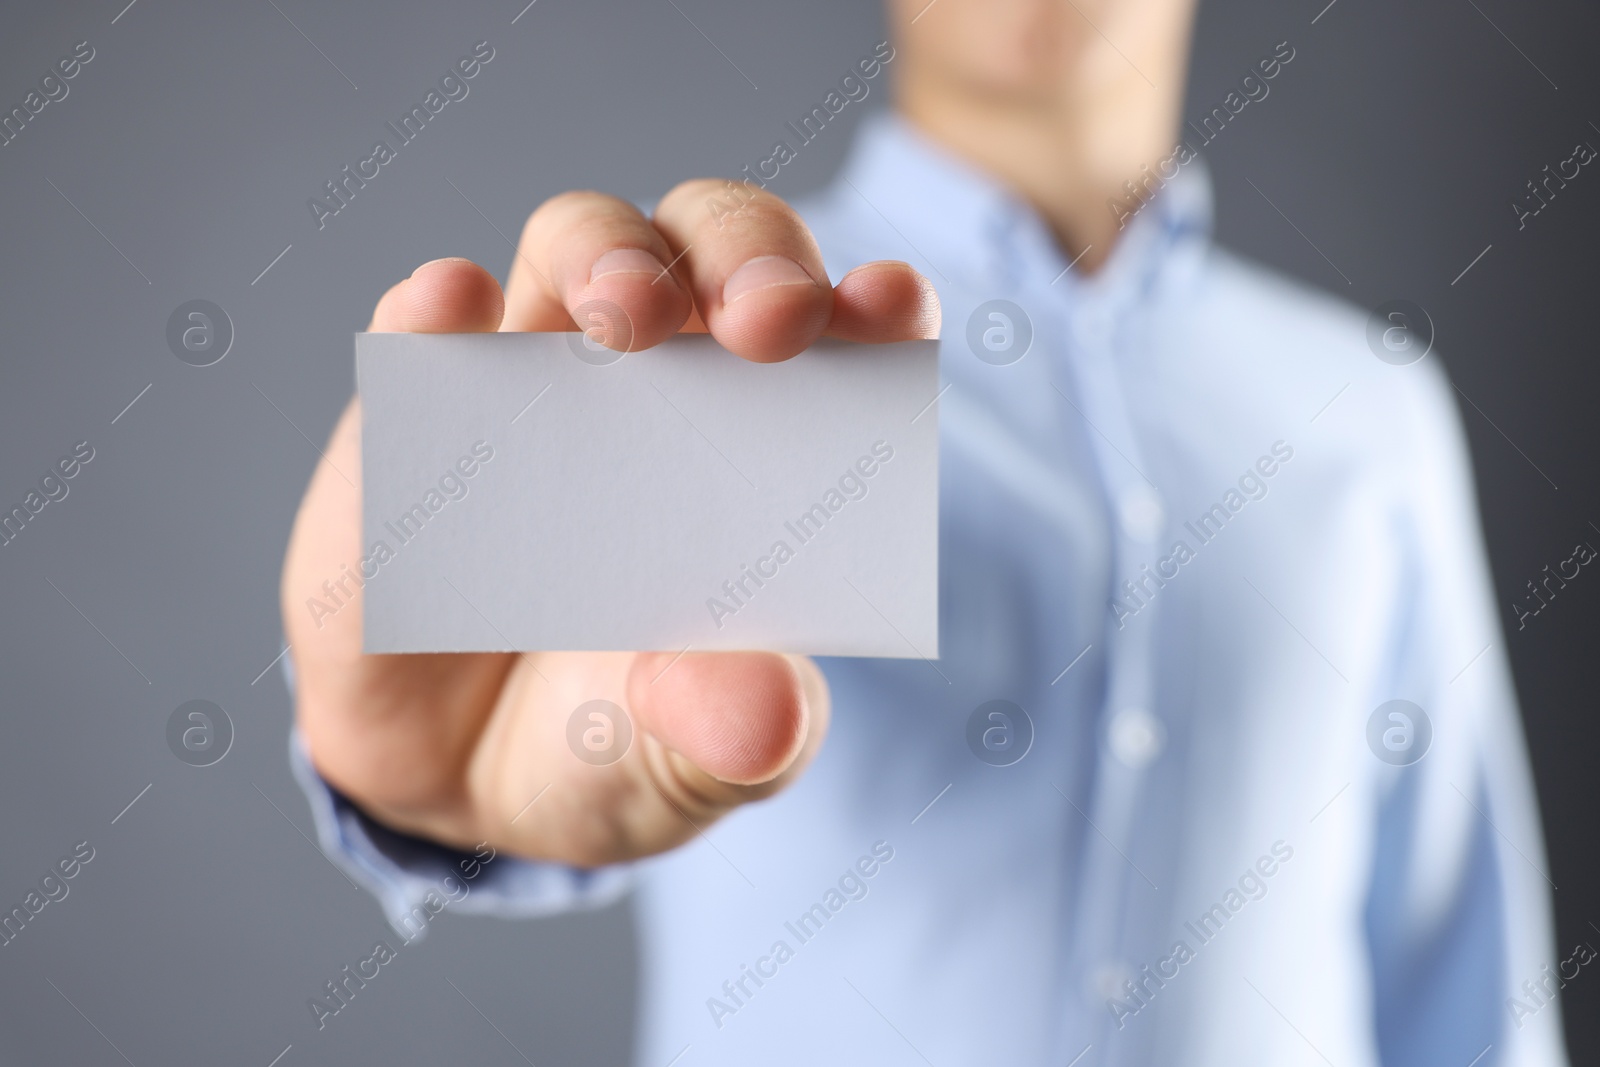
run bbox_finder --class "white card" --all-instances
[357,332,939,657]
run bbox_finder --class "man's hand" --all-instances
[281,181,941,866]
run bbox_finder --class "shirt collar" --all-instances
[836,110,1213,304]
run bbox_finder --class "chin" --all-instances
[927,15,1095,103]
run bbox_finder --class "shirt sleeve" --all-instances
[1362,359,1568,1067]
[286,721,632,936]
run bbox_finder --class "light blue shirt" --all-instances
[293,113,1567,1066]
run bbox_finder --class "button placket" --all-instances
[1048,287,1172,1061]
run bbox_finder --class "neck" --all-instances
[894,53,1189,274]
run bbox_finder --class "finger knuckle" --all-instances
[521,189,620,243]
[661,176,740,210]
[662,177,797,236]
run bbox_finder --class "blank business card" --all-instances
[356,332,939,658]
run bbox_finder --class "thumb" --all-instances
[286,256,507,699]
[625,651,830,799]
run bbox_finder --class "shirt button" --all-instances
[1117,485,1165,543]
[1088,961,1134,1004]
[1109,706,1166,769]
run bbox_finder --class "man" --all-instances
[281,0,1566,1062]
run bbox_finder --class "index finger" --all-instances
[652,180,942,360]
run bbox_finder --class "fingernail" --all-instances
[414,256,472,274]
[590,248,669,283]
[723,255,816,306]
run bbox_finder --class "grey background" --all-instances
[0,0,1595,1063]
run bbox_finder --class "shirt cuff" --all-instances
[288,728,632,937]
